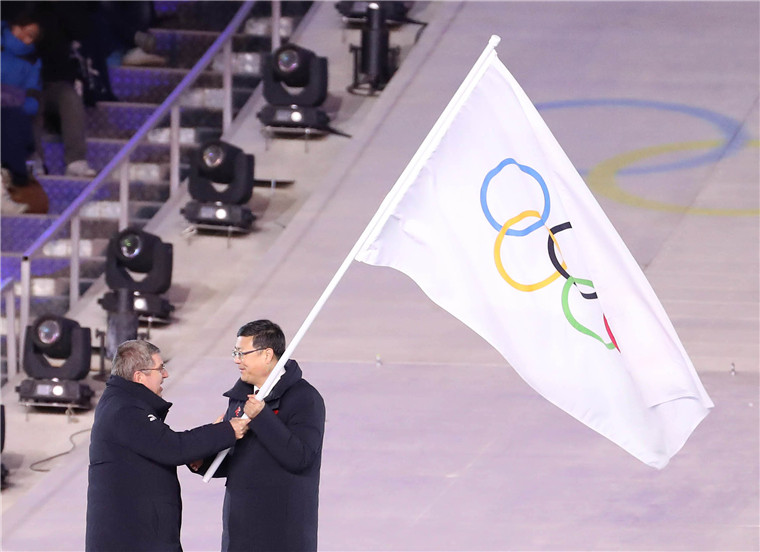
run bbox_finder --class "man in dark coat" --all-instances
[196,320,326,552]
[85,339,251,552]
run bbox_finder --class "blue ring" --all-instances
[534,98,749,175]
[480,159,550,235]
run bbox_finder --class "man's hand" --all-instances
[244,394,265,419]
[229,417,251,439]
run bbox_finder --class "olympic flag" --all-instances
[354,36,713,468]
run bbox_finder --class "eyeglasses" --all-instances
[231,348,266,360]
[141,362,167,373]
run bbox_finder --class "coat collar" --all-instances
[223,358,302,402]
[107,374,172,417]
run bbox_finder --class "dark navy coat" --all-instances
[86,375,236,552]
[205,359,325,552]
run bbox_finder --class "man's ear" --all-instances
[132,371,143,384]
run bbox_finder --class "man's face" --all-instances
[134,353,168,396]
[12,23,40,45]
[234,335,271,387]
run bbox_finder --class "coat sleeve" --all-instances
[113,404,237,466]
[248,384,325,474]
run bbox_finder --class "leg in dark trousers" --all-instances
[38,81,91,174]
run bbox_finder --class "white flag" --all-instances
[355,37,713,469]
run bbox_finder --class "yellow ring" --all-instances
[494,210,566,291]
[586,139,760,216]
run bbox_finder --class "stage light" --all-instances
[99,228,174,320]
[181,140,255,231]
[257,43,332,134]
[16,315,94,409]
[263,44,328,107]
[348,2,401,95]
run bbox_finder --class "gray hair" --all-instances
[112,340,160,379]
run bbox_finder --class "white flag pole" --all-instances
[203,35,502,482]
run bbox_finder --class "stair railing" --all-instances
[16,0,269,363]
[2,278,18,381]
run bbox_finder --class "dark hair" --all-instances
[9,5,40,28]
[237,320,286,358]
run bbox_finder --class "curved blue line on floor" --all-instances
[534,98,750,175]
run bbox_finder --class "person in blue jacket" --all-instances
[194,320,326,552]
[1,8,42,205]
[85,339,251,552]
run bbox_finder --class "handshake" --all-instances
[188,415,249,473]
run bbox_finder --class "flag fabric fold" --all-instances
[355,38,713,469]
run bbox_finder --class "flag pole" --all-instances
[203,35,502,482]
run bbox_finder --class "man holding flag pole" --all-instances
[194,320,325,551]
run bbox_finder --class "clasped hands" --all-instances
[219,394,264,438]
[188,395,263,472]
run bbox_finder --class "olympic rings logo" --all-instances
[480,158,619,351]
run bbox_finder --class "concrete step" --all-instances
[86,102,230,139]
[154,0,251,32]
[153,0,306,32]
[108,66,257,104]
[1,215,148,256]
[40,176,171,214]
[40,136,214,177]
[151,29,272,69]
[1,254,105,304]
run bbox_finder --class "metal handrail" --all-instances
[18,1,260,345]
[1,277,18,377]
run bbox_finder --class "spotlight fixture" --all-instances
[257,43,332,134]
[98,228,174,320]
[16,315,94,409]
[348,2,401,95]
[181,140,256,231]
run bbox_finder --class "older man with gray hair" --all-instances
[86,340,250,552]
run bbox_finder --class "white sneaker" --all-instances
[1,168,28,214]
[122,47,166,67]
[66,160,97,178]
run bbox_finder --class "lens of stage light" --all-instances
[277,48,299,73]
[119,233,143,259]
[202,143,225,169]
[291,111,303,123]
[52,385,64,397]
[37,318,62,345]
[133,296,148,311]
[215,207,228,220]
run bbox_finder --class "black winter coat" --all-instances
[206,359,325,552]
[86,375,236,552]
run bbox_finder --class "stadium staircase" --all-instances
[0,1,312,379]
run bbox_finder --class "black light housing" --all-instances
[257,43,331,133]
[262,44,328,107]
[99,228,174,320]
[181,140,256,230]
[335,1,412,24]
[17,315,94,409]
[348,2,400,95]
